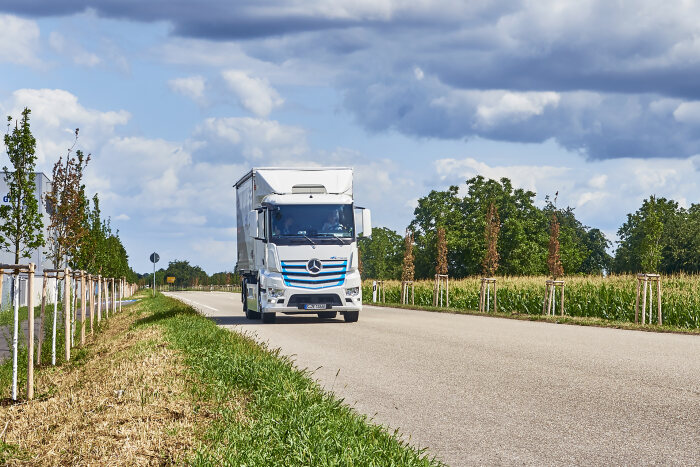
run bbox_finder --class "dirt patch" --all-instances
[0,305,209,466]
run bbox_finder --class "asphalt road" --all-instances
[165,291,700,466]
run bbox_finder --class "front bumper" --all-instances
[259,270,362,313]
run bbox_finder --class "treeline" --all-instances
[141,260,239,288]
[360,176,700,279]
[3,108,136,280]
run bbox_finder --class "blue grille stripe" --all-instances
[281,259,348,289]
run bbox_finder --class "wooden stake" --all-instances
[560,283,565,316]
[37,272,48,364]
[52,273,59,366]
[97,275,102,323]
[657,278,662,325]
[64,268,71,362]
[88,275,93,334]
[635,276,640,324]
[27,263,35,400]
[80,272,86,345]
[641,278,648,325]
[494,280,498,314]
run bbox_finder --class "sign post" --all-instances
[150,252,160,297]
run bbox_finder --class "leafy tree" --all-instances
[1,108,44,264]
[45,128,90,268]
[410,177,549,277]
[358,227,404,279]
[614,196,676,273]
[639,196,664,272]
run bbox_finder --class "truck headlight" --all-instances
[267,288,285,298]
[345,287,360,296]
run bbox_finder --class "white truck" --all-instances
[235,167,371,323]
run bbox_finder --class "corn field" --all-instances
[362,275,700,329]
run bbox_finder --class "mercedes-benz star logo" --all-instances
[307,259,322,274]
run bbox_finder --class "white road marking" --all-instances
[175,296,219,312]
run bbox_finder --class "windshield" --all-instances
[270,204,354,239]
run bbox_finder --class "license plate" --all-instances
[304,304,327,310]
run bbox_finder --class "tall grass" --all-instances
[363,275,700,329]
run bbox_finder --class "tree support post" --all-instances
[37,272,48,364]
[97,274,102,323]
[27,263,35,400]
[64,267,71,362]
[80,271,86,346]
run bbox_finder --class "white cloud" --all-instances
[49,31,102,67]
[114,214,130,221]
[195,117,307,162]
[0,15,41,67]
[475,91,560,127]
[673,101,700,125]
[588,174,607,189]
[413,66,424,80]
[221,70,284,117]
[2,88,129,167]
[168,76,206,102]
[435,157,569,195]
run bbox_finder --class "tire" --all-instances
[245,285,261,320]
[262,312,276,323]
[317,311,337,319]
[343,311,359,323]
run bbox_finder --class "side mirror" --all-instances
[355,207,372,238]
[247,211,258,238]
[362,209,372,238]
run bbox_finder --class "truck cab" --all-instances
[235,168,371,323]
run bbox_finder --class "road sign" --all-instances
[166,276,175,284]
[150,252,159,297]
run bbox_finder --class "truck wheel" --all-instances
[317,311,337,319]
[262,312,276,323]
[343,311,359,323]
[245,286,261,319]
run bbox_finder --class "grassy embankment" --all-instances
[363,275,700,333]
[1,292,442,466]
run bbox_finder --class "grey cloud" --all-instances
[8,1,700,159]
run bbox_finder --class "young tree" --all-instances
[547,212,564,279]
[44,129,90,268]
[639,195,663,273]
[482,202,500,276]
[1,108,44,264]
[401,230,415,282]
[436,227,448,275]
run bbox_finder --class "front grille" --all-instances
[288,294,343,309]
[281,259,347,289]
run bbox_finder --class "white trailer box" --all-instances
[234,167,370,323]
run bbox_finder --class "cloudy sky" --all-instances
[1,1,700,274]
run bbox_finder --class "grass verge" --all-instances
[1,292,442,466]
[138,293,441,466]
[367,302,700,335]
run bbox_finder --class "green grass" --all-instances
[135,293,442,466]
[0,304,40,327]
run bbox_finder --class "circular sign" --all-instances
[150,252,160,264]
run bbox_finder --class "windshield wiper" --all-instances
[316,233,348,244]
[279,234,316,245]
